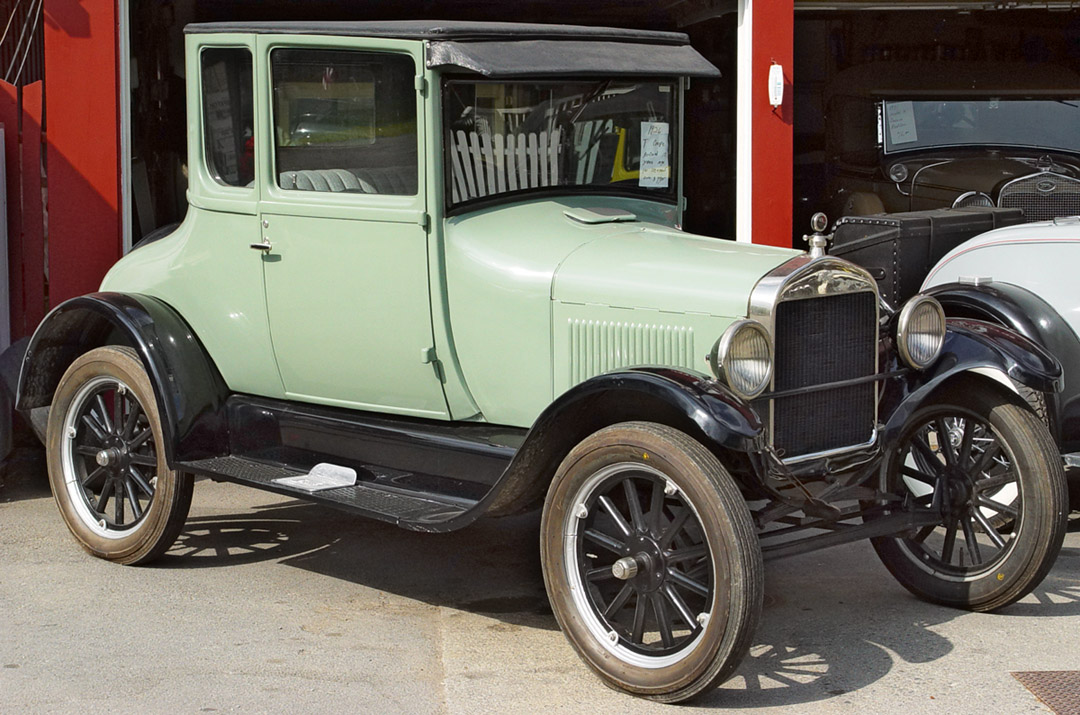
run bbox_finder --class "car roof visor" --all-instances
[426,39,721,78]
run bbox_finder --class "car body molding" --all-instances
[924,282,1080,451]
[16,292,231,462]
[882,317,1064,445]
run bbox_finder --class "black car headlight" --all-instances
[710,319,773,400]
[897,295,946,370]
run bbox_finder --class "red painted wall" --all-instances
[752,0,794,248]
[43,0,121,307]
[21,81,45,334]
[0,80,46,340]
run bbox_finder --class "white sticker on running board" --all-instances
[274,463,358,492]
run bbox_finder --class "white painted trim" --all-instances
[735,0,753,243]
[118,0,132,253]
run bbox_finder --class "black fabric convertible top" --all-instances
[185,20,721,78]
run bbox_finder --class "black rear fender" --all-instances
[17,292,230,462]
[484,367,763,516]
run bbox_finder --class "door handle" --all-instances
[250,239,273,252]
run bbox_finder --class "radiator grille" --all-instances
[568,320,694,384]
[770,292,877,458]
[999,173,1080,222]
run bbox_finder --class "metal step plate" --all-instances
[1013,671,1080,714]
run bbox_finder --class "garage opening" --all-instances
[794,6,1080,232]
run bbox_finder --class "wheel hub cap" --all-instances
[611,556,639,580]
[624,534,666,592]
[96,447,123,468]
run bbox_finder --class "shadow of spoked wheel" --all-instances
[708,638,895,707]
[164,518,296,566]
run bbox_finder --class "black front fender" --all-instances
[17,292,230,462]
[484,367,763,515]
[533,367,763,452]
[882,318,1063,443]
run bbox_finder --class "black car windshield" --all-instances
[443,79,678,208]
[882,99,1080,155]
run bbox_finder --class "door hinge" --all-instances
[415,75,427,95]
[419,212,430,230]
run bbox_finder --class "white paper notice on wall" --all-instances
[886,101,918,146]
[639,121,671,188]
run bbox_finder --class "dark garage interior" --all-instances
[126,2,1080,247]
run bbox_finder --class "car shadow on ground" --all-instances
[162,498,555,627]
[0,445,47,503]
[705,537,1080,708]
[151,496,1080,709]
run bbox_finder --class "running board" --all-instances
[182,455,474,529]
[175,394,526,532]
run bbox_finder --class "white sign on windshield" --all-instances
[886,101,918,146]
[639,121,670,188]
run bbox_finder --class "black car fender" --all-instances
[16,292,230,463]
[924,282,1080,452]
[483,367,763,516]
[881,317,1064,446]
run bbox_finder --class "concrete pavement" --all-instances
[2,452,1078,713]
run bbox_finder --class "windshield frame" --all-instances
[440,75,683,216]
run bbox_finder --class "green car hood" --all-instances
[553,224,800,317]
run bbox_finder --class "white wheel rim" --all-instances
[60,376,154,540]
[562,462,712,669]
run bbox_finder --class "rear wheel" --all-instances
[541,422,762,702]
[46,346,192,565]
[872,389,1067,611]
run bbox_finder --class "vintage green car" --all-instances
[15,21,1070,702]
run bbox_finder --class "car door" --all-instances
[255,37,448,418]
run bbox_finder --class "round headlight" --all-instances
[710,320,773,399]
[953,191,994,209]
[897,296,946,369]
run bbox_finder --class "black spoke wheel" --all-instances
[872,387,1068,612]
[541,422,762,703]
[46,346,192,565]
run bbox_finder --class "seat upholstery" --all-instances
[278,166,416,195]
[279,168,365,192]
[352,167,416,195]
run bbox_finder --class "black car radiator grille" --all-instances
[999,173,1080,222]
[770,291,877,458]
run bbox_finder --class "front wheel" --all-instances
[541,422,762,703]
[872,388,1068,612]
[46,346,192,565]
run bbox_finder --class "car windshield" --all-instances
[882,99,1080,155]
[443,79,678,208]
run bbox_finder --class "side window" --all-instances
[271,49,418,195]
[201,48,254,187]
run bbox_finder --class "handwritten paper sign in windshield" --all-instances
[639,121,671,188]
[886,101,918,147]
